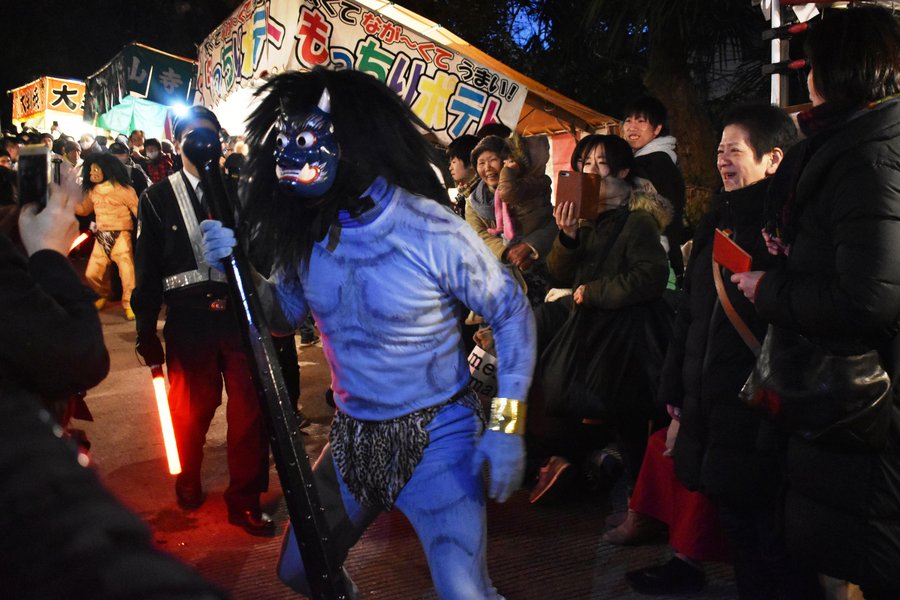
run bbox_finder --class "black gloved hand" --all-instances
[135,330,165,366]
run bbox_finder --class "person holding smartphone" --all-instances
[527,135,672,505]
[1,183,226,600]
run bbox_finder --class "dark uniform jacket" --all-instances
[131,173,229,334]
[755,99,900,591]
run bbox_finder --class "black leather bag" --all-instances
[739,325,892,452]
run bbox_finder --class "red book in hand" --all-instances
[713,228,752,273]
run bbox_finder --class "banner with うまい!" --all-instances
[197,0,527,144]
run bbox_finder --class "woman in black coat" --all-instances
[733,7,900,598]
[621,105,811,598]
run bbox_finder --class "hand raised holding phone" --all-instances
[17,144,60,211]
[553,200,578,239]
[18,182,78,257]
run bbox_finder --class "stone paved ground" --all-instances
[85,304,737,599]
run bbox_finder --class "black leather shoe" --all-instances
[175,479,205,510]
[228,509,276,536]
[625,557,705,595]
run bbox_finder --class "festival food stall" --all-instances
[196,0,617,155]
[9,76,96,138]
[84,43,197,139]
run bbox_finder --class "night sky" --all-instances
[1,0,244,131]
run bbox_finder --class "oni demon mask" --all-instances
[274,88,340,199]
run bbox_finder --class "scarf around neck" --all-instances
[468,179,496,222]
[634,135,678,164]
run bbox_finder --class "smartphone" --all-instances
[17,145,53,209]
[556,170,605,220]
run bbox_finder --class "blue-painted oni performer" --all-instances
[201,67,536,599]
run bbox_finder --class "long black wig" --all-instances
[242,67,447,278]
[81,152,132,192]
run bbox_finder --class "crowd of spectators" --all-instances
[0,124,249,316]
[454,6,900,599]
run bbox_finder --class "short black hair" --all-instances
[40,132,53,141]
[0,148,9,159]
[447,134,479,167]
[52,138,67,155]
[64,140,80,154]
[623,96,669,133]
[143,138,162,151]
[722,104,798,161]
[576,134,634,176]
[805,5,900,110]
[108,142,129,155]
[174,106,222,141]
[470,135,507,166]
[476,122,512,139]
[570,135,595,171]
[223,152,246,178]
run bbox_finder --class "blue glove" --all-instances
[199,219,236,272]
[471,429,525,503]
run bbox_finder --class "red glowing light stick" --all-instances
[68,232,90,253]
[150,365,181,475]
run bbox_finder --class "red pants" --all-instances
[630,428,731,562]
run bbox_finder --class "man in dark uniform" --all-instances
[131,106,273,536]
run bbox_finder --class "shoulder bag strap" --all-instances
[712,248,761,355]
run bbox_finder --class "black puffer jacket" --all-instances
[755,99,900,591]
[662,179,779,507]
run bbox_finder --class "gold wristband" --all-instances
[488,398,527,435]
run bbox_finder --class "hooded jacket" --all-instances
[466,178,557,262]
[494,134,554,245]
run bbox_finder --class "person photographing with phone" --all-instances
[1,176,227,600]
[526,134,672,505]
